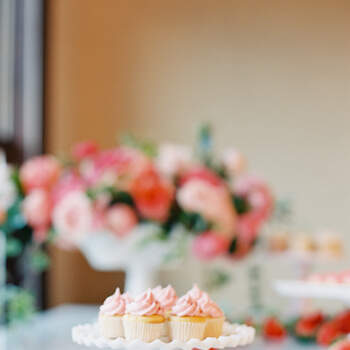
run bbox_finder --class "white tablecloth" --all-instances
[1,304,322,350]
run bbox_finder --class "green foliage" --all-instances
[109,190,134,207]
[6,287,35,325]
[228,237,238,254]
[204,268,231,291]
[179,211,211,233]
[233,195,250,215]
[30,249,50,272]
[120,133,157,158]
[1,200,26,236]
[196,124,213,167]
[6,238,23,257]
[10,168,24,197]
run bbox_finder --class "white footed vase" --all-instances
[78,224,189,295]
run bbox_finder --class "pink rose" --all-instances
[235,175,274,223]
[221,148,246,176]
[52,190,92,247]
[192,231,230,260]
[236,214,262,244]
[105,204,138,238]
[156,144,193,177]
[72,141,99,160]
[177,179,236,238]
[20,155,61,193]
[22,189,51,229]
[180,167,223,187]
[88,147,151,188]
[130,168,174,222]
[51,171,85,206]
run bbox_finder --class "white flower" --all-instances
[156,144,193,177]
[52,190,92,247]
[0,157,16,211]
[221,148,246,176]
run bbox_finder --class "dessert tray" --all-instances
[275,279,350,305]
[72,322,255,350]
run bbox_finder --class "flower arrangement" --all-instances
[0,125,273,263]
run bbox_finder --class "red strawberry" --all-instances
[300,311,324,327]
[337,342,350,350]
[295,319,318,338]
[263,317,287,341]
[334,310,350,333]
[317,321,343,346]
[330,339,350,350]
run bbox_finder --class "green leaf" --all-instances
[6,238,23,257]
[31,249,50,272]
[196,124,213,166]
[109,190,134,207]
[228,238,238,254]
[120,133,157,157]
[180,211,211,233]
[233,195,250,215]
[6,287,35,325]
[204,268,231,291]
[10,168,24,197]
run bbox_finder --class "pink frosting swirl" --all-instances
[156,285,178,310]
[198,292,224,317]
[100,288,126,316]
[126,289,163,316]
[152,285,163,299]
[122,292,133,304]
[187,284,204,301]
[171,295,202,317]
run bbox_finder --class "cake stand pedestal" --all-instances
[78,226,189,294]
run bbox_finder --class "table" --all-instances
[1,304,322,350]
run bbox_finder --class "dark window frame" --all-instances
[0,0,45,164]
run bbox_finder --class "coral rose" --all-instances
[52,190,92,247]
[130,169,174,222]
[20,155,61,193]
[22,189,51,229]
[177,179,236,238]
[192,231,230,260]
[105,204,138,238]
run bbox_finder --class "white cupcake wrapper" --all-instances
[99,315,124,339]
[123,318,163,342]
[72,322,255,350]
[169,320,206,341]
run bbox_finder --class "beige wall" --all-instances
[46,0,350,304]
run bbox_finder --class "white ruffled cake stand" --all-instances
[72,322,255,350]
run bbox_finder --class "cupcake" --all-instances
[156,285,177,313]
[123,289,165,342]
[169,294,206,341]
[99,288,129,339]
[154,285,178,337]
[198,292,225,338]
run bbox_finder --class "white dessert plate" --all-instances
[275,279,350,304]
[72,322,255,350]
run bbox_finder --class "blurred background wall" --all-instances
[45,0,350,305]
